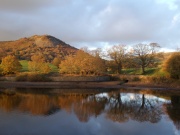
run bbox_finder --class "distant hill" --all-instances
[0,35,78,62]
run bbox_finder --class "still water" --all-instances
[0,88,179,135]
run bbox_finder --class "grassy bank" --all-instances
[0,60,175,88]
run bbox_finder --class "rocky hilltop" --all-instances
[0,35,78,62]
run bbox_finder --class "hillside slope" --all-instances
[0,35,78,62]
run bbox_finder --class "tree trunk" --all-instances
[117,63,122,74]
[141,94,145,109]
[142,65,145,74]
[138,94,145,113]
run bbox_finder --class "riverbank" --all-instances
[0,81,179,91]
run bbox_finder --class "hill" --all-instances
[0,35,78,62]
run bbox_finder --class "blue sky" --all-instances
[0,0,180,51]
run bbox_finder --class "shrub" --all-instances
[1,55,22,75]
[16,73,52,82]
[132,77,141,81]
[52,57,61,67]
[15,73,28,81]
[149,76,170,84]
[163,52,180,79]
[28,54,51,74]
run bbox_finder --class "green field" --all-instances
[20,60,28,72]
[121,68,158,75]
[20,60,59,73]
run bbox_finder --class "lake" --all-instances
[0,88,179,135]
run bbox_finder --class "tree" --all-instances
[28,54,51,74]
[163,52,180,79]
[0,48,6,63]
[133,43,160,74]
[59,50,106,75]
[177,47,180,52]
[52,57,61,67]
[166,96,180,130]
[59,55,78,74]
[107,45,127,74]
[0,55,22,75]
[89,48,103,58]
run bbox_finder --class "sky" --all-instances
[0,0,180,51]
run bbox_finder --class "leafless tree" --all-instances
[133,43,160,74]
[107,45,128,74]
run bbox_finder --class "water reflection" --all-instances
[106,93,162,123]
[0,88,179,135]
[165,96,180,130]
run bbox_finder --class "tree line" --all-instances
[0,43,179,79]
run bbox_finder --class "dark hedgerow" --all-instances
[15,73,52,82]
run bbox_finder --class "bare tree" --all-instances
[177,47,180,52]
[133,43,160,74]
[107,45,127,74]
[89,48,102,58]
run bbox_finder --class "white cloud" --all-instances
[0,0,180,50]
[172,13,180,26]
[156,0,178,10]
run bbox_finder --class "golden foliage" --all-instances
[52,57,61,67]
[59,50,106,75]
[28,54,51,74]
[163,52,180,79]
[0,55,22,75]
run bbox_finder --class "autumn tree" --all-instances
[59,55,78,74]
[59,50,106,75]
[133,43,160,74]
[28,54,51,74]
[107,45,127,74]
[0,48,6,63]
[52,57,61,67]
[0,55,22,75]
[163,52,180,79]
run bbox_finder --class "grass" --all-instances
[20,60,28,72]
[121,68,158,75]
[48,63,59,72]
[19,60,59,73]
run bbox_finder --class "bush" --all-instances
[132,77,141,81]
[28,54,51,74]
[149,76,170,84]
[1,55,22,75]
[16,73,52,82]
[163,52,180,79]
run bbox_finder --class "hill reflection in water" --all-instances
[0,88,179,135]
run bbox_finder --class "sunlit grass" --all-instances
[19,60,59,73]
[49,63,59,72]
[20,60,28,72]
[122,68,158,75]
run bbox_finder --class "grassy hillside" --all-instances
[0,35,78,62]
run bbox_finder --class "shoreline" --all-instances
[0,81,179,91]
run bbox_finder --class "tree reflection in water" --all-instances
[0,88,177,126]
[106,91,162,123]
[165,96,180,130]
